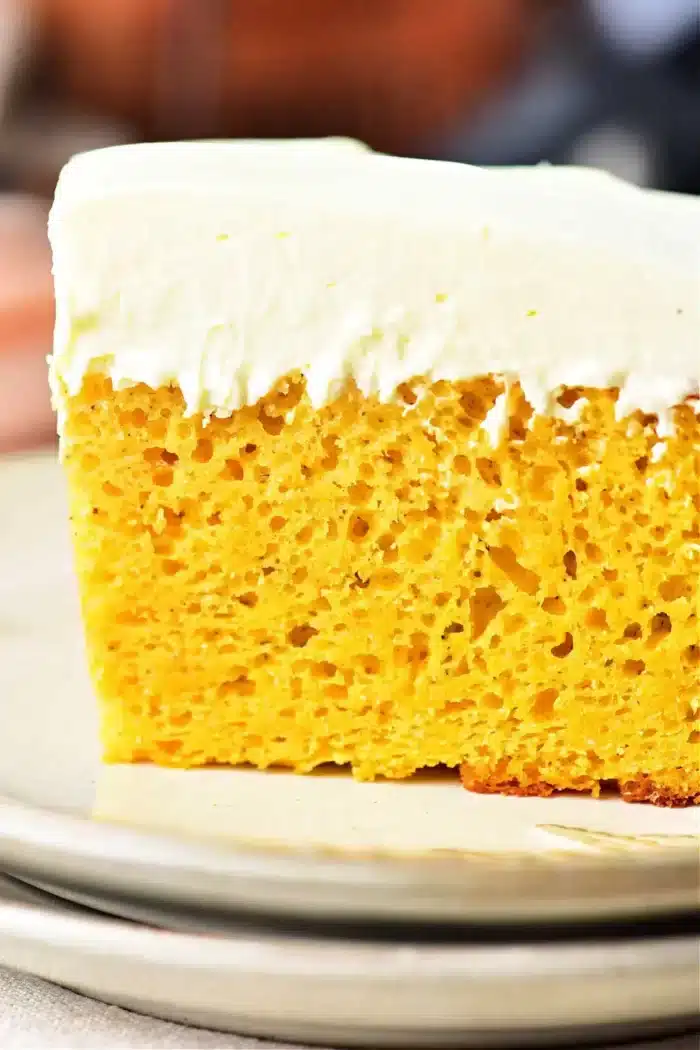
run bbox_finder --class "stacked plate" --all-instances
[0,453,698,1048]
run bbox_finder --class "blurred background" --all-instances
[1,0,699,453]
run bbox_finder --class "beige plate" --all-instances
[1,874,699,1048]
[0,453,698,926]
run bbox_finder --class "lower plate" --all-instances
[0,874,698,1049]
[0,453,698,928]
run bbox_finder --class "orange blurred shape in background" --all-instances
[0,198,55,452]
[29,0,534,150]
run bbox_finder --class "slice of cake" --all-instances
[49,140,700,806]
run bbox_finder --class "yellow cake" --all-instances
[49,141,700,805]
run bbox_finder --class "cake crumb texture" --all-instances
[61,373,700,804]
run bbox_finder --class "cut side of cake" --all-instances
[49,141,700,805]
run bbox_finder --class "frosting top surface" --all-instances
[49,138,700,421]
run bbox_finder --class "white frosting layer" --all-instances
[49,139,700,428]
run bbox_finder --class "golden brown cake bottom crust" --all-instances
[459,765,700,808]
[60,373,700,806]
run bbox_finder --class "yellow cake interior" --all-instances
[60,372,700,805]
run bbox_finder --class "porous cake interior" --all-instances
[61,372,700,804]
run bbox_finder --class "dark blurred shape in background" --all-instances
[0,0,699,450]
[452,0,700,195]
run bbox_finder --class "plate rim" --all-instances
[1,873,699,1046]
[1,792,698,926]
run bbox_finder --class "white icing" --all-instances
[650,441,667,464]
[482,391,510,448]
[48,139,700,433]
